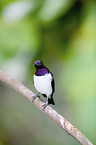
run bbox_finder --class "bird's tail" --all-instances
[48,95,55,105]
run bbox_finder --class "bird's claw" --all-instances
[31,93,40,102]
[42,103,48,110]
[31,96,37,102]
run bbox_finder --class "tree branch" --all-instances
[0,70,93,145]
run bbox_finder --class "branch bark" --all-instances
[0,70,93,145]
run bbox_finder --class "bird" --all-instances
[32,60,55,109]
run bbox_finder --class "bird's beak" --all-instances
[33,62,36,67]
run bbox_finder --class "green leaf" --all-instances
[38,0,74,23]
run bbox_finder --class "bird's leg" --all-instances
[31,92,40,102]
[42,96,49,109]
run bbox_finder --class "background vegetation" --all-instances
[0,0,96,145]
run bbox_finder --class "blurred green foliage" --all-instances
[0,0,96,145]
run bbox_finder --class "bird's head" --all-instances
[33,60,44,69]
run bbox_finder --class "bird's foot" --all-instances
[31,92,40,102]
[42,102,48,110]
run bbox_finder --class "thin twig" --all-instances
[0,70,93,145]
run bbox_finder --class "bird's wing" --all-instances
[51,74,55,94]
[50,73,55,105]
[33,75,35,84]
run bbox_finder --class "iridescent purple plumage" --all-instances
[35,66,49,76]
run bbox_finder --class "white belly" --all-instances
[33,73,52,97]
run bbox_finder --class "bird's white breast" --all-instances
[33,73,52,97]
